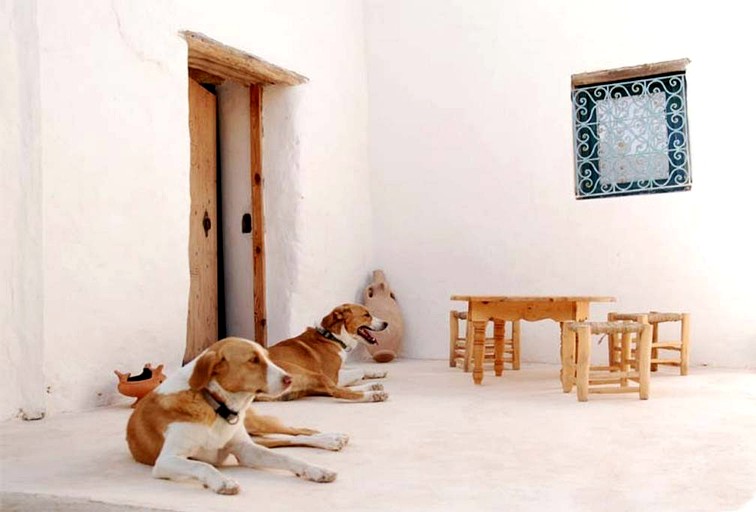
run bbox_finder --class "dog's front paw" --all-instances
[368,382,384,391]
[298,465,337,483]
[207,475,240,495]
[311,432,350,451]
[363,370,387,380]
[368,390,389,402]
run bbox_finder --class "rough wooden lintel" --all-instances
[571,58,690,88]
[182,31,308,86]
[188,67,225,86]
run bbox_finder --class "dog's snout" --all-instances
[282,374,292,387]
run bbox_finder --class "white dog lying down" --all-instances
[126,337,338,494]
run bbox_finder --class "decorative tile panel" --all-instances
[571,72,691,199]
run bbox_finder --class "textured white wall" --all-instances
[37,0,193,415]
[1,0,45,421]
[365,0,756,366]
[1,0,373,419]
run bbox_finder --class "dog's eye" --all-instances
[249,354,259,364]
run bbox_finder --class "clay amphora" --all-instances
[363,270,404,363]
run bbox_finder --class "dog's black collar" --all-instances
[201,389,240,425]
[316,326,348,351]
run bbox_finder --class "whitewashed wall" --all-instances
[2,0,372,419]
[1,0,45,420]
[364,0,756,366]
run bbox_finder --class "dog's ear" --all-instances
[321,305,347,331]
[189,350,220,391]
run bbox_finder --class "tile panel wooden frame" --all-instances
[571,58,690,89]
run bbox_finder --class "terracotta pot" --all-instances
[114,363,166,407]
[363,270,404,363]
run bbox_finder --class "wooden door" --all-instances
[184,78,218,364]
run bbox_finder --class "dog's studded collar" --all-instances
[201,389,240,425]
[316,326,349,351]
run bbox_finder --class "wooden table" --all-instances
[450,296,616,385]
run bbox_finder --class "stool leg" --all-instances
[560,325,576,393]
[493,319,505,377]
[576,326,591,402]
[620,332,631,387]
[449,312,458,368]
[680,313,690,376]
[607,312,617,369]
[512,320,521,370]
[463,320,473,372]
[651,322,659,372]
[472,321,486,385]
[607,333,619,370]
[638,325,652,400]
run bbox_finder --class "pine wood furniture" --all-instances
[449,311,520,372]
[561,319,652,401]
[450,296,615,385]
[607,312,690,375]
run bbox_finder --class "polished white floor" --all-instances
[1,360,755,512]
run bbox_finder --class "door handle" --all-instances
[202,210,211,237]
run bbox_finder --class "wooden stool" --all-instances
[449,311,520,373]
[561,319,651,401]
[607,312,690,375]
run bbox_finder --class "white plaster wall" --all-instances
[0,0,46,420]
[37,0,193,415]
[218,81,254,340]
[0,0,373,419]
[365,0,756,366]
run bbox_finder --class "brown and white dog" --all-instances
[263,303,390,403]
[126,337,339,494]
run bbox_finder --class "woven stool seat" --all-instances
[610,312,683,323]
[565,321,646,335]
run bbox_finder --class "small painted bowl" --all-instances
[114,363,166,407]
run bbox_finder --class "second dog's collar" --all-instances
[316,326,349,351]
[201,389,240,425]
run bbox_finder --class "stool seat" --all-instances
[566,321,647,334]
[610,312,683,323]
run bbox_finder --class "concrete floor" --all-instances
[1,360,755,512]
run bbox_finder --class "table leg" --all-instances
[472,320,486,385]
[680,313,690,376]
[560,323,576,393]
[512,320,521,370]
[493,319,505,376]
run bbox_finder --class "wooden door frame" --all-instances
[184,31,307,346]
